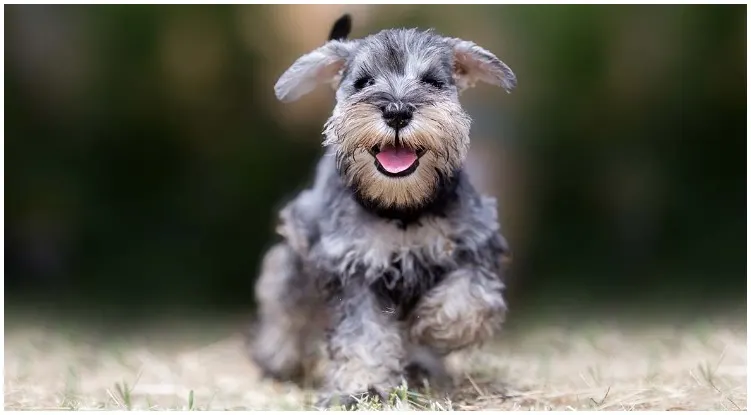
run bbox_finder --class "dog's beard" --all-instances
[323,101,471,216]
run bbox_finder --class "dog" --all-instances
[250,14,516,408]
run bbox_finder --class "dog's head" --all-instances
[274,15,516,216]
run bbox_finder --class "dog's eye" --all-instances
[353,76,375,91]
[420,76,444,89]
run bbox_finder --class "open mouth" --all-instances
[370,144,426,177]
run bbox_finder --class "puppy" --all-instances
[250,14,516,408]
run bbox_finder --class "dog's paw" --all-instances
[404,361,433,388]
[250,349,306,385]
[315,387,387,410]
[404,361,453,392]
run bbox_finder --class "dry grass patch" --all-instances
[4,317,746,410]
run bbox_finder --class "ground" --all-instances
[3,313,747,411]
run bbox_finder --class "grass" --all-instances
[4,314,747,410]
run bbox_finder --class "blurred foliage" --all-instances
[5,5,746,323]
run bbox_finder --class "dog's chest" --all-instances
[322,216,457,276]
[319,216,459,316]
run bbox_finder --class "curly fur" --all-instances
[250,19,516,409]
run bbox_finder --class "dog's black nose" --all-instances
[382,102,413,130]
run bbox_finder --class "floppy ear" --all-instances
[445,38,517,93]
[274,40,357,103]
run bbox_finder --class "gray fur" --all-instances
[275,28,516,103]
[252,23,515,409]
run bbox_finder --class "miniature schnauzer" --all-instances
[250,14,516,408]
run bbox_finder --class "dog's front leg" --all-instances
[409,267,507,356]
[318,285,406,409]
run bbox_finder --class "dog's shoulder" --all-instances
[275,153,339,254]
[441,175,511,271]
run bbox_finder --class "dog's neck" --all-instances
[349,168,463,229]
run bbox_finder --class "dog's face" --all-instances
[274,25,516,215]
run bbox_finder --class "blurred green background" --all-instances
[5,5,747,327]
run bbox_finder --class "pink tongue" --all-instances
[376,145,418,173]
